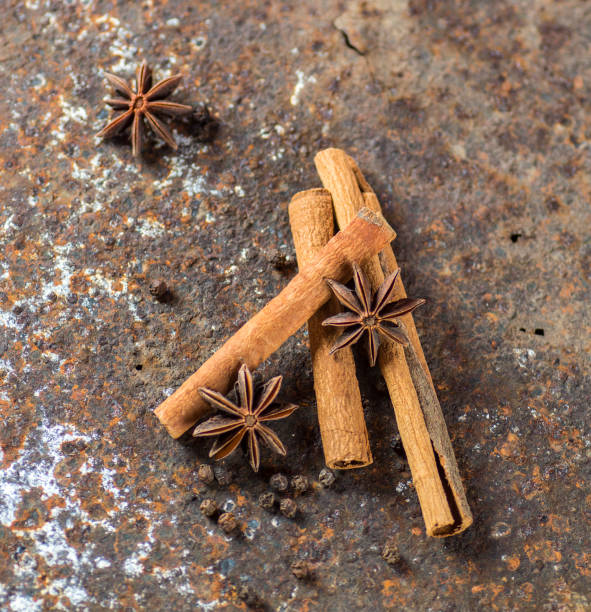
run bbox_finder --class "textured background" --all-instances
[1,0,590,610]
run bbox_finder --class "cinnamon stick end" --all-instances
[428,512,474,538]
[356,207,396,240]
[289,187,331,203]
[154,392,212,439]
[328,458,372,470]
[153,405,193,439]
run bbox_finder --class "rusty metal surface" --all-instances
[1,0,590,610]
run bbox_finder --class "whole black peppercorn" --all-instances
[266,249,295,271]
[237,584,263,609]
[291,475,309,495]
[318,468,336,488]
[280,498,297,519]
[218,512,238,534]
[214,464,232,486]
[381,539,401,565]
[200,498,218,518]
[291,559,311,580]
[149,280,169,302]
[198,464,215,485]
[270,473,288,492]
[258,491,276,511]
[192,103,219,143]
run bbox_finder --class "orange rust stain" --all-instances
[70,387,87,403]
[11,507,46,531]
[107,416,121,429]
[0,420,30,469]
[506,556,520,571]
[426,219,446,235]
[490,584,505,601]
[112,279,124,292]
[498,432,521,458]
[524,540,562,564]
[559,283,575,299]
[574,553,591,576]
[171,467,193,487]
[207,572,227,600]
[547,514,569,534]
[381,579,402,606]
[59,358,77,374]
[485,312,498,324]
[188,523,207,542]
[45,494,66,513]
[298,600,318,612]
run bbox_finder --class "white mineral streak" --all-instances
[290,70,317,106]
[0,5,228,608]
[0,416,176,609]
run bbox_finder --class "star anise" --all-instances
[98,61,193,156]
[193,364,297,472]
[322,264,426,367]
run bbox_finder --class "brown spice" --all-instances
[197,463,215,485]
[193,364,297,472]
[213,464,232,486]
[266,248,295,271]
[381,539,401,565]
[289,189,373,470]
[258,491,277,511]
[318,468,336,488]
[98,60,193,156]
[269,473,289,492]
[237,584,263,609]
[200,498,218,517]
[314,148,473,537]
[218,512,238,534]
[291,560,311,580]
[291,475,309,495]
[279,498,297,519]
[323,264,425,367]
[191,103,219,143]
[149,280,170,302]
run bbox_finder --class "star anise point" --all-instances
[99,61,193,156]
[194,364,297,472]
[323,265,425,366]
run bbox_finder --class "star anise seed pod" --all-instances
[322,264,426,367]
[193,364,297,472]
[98,60,193,156]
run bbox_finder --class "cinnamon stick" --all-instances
[365,190,472,535]
[314,148,472,536]
[289,188,372,469]
[155,207,396,439]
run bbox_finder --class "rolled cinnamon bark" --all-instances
[289,189,372,469]
[155,207,396,438]
[364,191,472,535]
[314,148,472,536]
